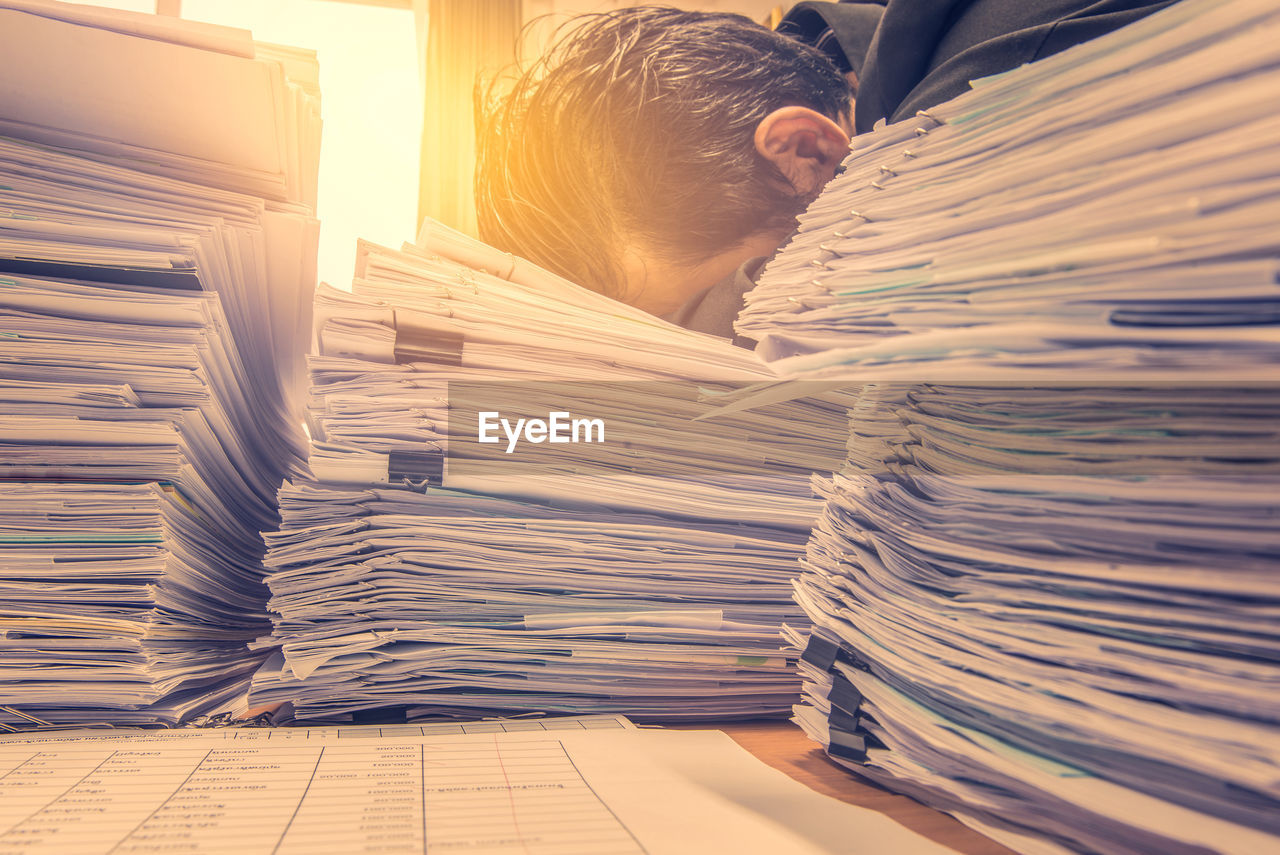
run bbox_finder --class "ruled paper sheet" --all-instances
[0,724,954,854]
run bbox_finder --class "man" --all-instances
[476,1,1178,342]
[474,7,854,321]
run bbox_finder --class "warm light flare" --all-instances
[183,0,422,292]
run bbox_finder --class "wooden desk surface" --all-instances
[668,720,1017,855]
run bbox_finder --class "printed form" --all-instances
[0,721,954,855]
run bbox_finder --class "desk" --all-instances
[679,721,1017,855]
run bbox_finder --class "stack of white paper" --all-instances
[0,0,319,205]
[250,233,851,722]
[789,385,1280,855]
[737,0,1280,383]
[0,1,319,727]
[733,0,1280,851]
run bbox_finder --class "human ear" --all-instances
[753,106,851,197]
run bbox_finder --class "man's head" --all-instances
[475,6,852,316]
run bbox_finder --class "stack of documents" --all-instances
[250,230,850,722]
[0,0,319,205]
[730,0,1280,851]
[0,1,319,726]
[737,0,1280,383]
[789,384,1280,855]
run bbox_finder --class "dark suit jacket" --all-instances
[854,0,1180,133]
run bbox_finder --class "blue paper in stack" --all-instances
[0,1,319,727]
[737,0,1280,852]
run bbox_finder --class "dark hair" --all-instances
[475,6,851,302]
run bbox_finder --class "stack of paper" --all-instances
[737,0,1280,383]
[0,1,319,726]
[789,385,1280,855]
[250,231,851,722]
[0,0,320,205]
[731,0,1280,851]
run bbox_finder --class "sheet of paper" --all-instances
[0,725,952,855]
